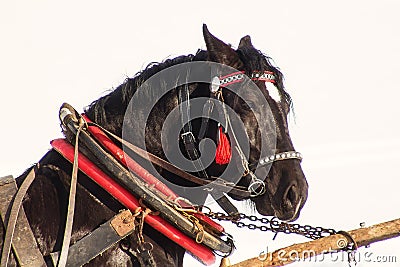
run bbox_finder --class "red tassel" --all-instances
[215,126,231,165]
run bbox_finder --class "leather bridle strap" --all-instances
[197,97,214,141]
[178,82,209,179]
[177,81,239,217]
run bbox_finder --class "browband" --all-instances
[218,71,276,88]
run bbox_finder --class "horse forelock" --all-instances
[236,46,293,112]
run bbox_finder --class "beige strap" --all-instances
[57,119,85,267]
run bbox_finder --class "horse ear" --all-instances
[202,24,243,69]
[238,35,253,49]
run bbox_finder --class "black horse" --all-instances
[0,25,308,266]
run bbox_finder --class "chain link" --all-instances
[205,211,361,266]
[206,212,337,240]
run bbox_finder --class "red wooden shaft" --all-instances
[51,138,216,265]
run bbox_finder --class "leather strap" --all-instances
[178,83,239,217]
[0,170,46,267]
[57,116,86,267]
[178,83,209,178]
[49,210,148,267]
[198,98,214,140]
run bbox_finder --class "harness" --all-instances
[56,104,232,264]
[0,70,303,267]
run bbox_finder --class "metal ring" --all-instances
[248,180,266,197]
[141,242,154,252]
[195,230,205,243]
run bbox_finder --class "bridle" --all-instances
[180,69,303,200]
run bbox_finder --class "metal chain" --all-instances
[206,212,337,240]
[206,211,359,266]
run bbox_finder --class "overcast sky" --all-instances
[1,1,399,266]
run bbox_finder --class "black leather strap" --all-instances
[178,82,208,178]
[49,210,149,267]
[178,83,239,217]
[198,98,215,140]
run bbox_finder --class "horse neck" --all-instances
[85,68,214,206]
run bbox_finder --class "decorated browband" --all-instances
[211,71,276,93]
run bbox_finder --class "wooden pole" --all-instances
[225,218,400,267]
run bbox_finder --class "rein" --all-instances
[57,115,86,267]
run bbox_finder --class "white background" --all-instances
[1,1,399,266]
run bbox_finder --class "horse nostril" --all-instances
[285,185,298,206]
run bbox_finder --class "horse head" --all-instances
[87,25,308,222]
[201,25,308,221]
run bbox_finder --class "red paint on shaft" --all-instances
[51,138,216,266]
[82,114,179,201]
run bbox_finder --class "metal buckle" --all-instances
[180,131,196,144]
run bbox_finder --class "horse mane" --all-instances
[84,51,205,133]
[84,47,291,135]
